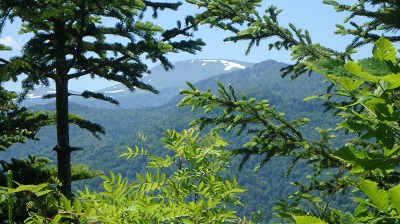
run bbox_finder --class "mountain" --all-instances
[21,59,253,108]
[21,87,84,107]
[11,59,333,162]
[4,59,342,222]
[126,59,252,90]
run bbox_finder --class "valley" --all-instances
[2,59,346,222]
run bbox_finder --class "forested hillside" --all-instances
[2,1,400,223]
[1,60,343,222]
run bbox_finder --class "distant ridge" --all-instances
[98,59,252,92]
[21,59,253,108]
[20,59,329,109]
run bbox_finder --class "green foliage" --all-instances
[0,155,101,223]
[0,87,54,151]
[0,87,102,151]
[0,182,59,224]
[4,0,400,222]
[179,1,400,223]
[293,215,328,224]
[178,33,400,223]
[346,179,400,223]
[308,36,400,178]
[325,1,400,47]
[223,35,400,224]
[1,0,204,96]
[3,60,335,222]
[6,170,12,224]
[0,156,101,186]
[13,129,246,223]
[298,36,400,223]
[178,80,310,173]
[1,0,205,198]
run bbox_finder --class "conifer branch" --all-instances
[0,58,10,64]
[80,91,119,105]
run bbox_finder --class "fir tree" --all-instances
[0,87,53,151]
[0,0,204,199]
[0,23,53,151]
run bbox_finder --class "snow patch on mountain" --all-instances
[26,89,57,99]
[198,59,246,71]
[220,60,246,71]
[104,89,125,94]
[27,94,41,99]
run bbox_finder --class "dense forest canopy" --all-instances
[1,0,400,223]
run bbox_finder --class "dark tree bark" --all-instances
[55,78,72,199]
[54,20,72,199]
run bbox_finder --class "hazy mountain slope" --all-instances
[21,59,253,108]
[5,59,333,179]
[191,59,328,100]
[75,59,253,108]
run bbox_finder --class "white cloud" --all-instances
[0,36,19,49]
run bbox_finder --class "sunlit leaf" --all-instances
[379,73,400,89]
[292,215,328,224]
[359,179,389,212]
[373,36,396,63]
[345,61,378,82]
[389,184,400,214]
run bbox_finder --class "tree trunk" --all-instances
[55,77,72,199]
[54,20,72,199]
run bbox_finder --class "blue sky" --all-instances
[1,1,368,91]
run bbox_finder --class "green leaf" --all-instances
[338,78,364,93]
[364,97,390,115]
[331,147,394,174]
[338,120,370,132]
[233,187,246,193]
[340,212,355,224]
[384,145,400,157]
[61,194,71,211]
[373,36,396,63]
[345,61,378,82]
[186,81,197,91]
[73,198,83,213]
[292,215,328,224]
[36,190,52,197]
[103,182,113,192]
[376,123,395,149]
[225,179,232,190]
[388,184,400,214]
[50,214,62,224]
[354,202,368,219]
[304,94,334,101]
[358,57,392,76]
[379,73,400,89]
[359,179,389,212]
[306,59,348,76]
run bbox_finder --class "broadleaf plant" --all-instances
[17,129,248,223]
